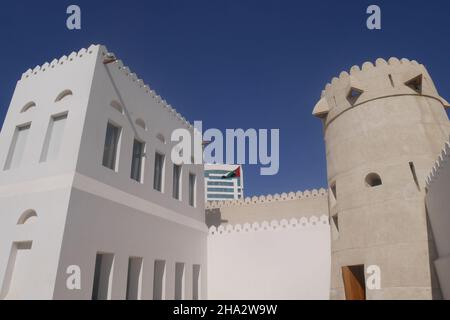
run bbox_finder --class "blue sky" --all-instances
[1,0,449,196]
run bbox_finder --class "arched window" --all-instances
[365,173,382,187]
[55,90,73,102]
[20,102,36,113]
[110,100,124,114]
[135,118,147,131]
[17,209,37,225]
[156,133,166,144]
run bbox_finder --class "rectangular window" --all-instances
[172,164,182,200]
[40,113,67,162]
[153,152,165,192]
[153,260,166,300]
[193,264,201,300]
[130,139,145,182]
[92,253,114,300]
[207,181,234,187]
[0,241,33,299]
[102,122,121,171]
[4,124,31,170]
[207,187,234,193]
[207,194,235,199]
[126,257,143,300]
[189,173,196,207]
[175,262,185,300]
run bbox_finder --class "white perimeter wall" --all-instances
[207,215,331,300]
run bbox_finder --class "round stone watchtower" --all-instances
[313,58,450,300]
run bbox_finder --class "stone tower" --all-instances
[313,58,450,299]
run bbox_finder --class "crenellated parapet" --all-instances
[313,58,450,126]
[98,46,193,130]
[19,44,193,130]
[208,214,329,236]
[205,188,327,209]
[426,137,450,188]
[20,45,98,82]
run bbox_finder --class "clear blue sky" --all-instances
[1,0,450,196]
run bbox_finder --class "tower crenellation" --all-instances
[314,58,450,124]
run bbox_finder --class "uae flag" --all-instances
[221,167,241,179]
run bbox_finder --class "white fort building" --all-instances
[0,45,450,300]
[0,45,206,300]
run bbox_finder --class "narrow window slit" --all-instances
[388,74,395,87]
[409,162,421,191]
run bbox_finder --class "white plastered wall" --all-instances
[207,215,331,300]
[0,46,99,299]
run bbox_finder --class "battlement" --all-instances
[205,188,327,209]
[426,136,450,188]
[313,58,450,123]
[20,45,97,81]
[208,214,329,236]
[20,44,193,130]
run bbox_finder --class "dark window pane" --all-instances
[207,194,235,199]
[173,164,182,199]
[207,187,234,193]
[189,173,196,207]
[130,139,144,182]
[102,123,120,170]
[154,153,165,192]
